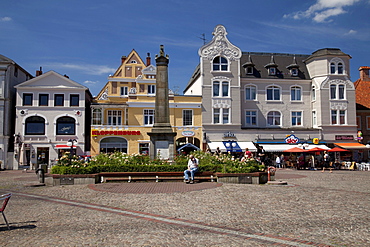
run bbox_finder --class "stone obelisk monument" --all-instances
[148,45,176,160]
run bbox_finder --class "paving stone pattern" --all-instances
[0,169,369,246]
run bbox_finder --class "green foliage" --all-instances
[51,151,265,175]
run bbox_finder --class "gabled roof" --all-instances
[112,49,146,77]
[15,70,87,90]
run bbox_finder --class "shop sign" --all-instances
[335,135,354,140]
[285,134,300,144]
[182,131,194,137]
[92,130,140,136]
[223,131,235,138]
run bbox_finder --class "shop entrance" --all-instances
[37,147,49,168]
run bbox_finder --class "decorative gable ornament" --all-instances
[198,25,242,61]
[99,88,108,100]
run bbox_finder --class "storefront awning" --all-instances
[207,142,256,152]
[260,144,329,152]
[334,143,368,150]
[55,145,76,149]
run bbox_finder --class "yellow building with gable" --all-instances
[90,50,202,157]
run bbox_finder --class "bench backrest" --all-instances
[0,193,12,212]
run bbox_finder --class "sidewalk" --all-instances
[0,169,369,246]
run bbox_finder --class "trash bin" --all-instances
[40,164,48,174]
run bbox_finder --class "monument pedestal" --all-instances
[148,129,176,160]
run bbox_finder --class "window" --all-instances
[120,86,128,96]
[213,108,229,124]
[25,116,45,135]
[148,85,155,94]
[312,111,317,127]
[267,86,280,101]
[330,63,336,74]
[70,95,79,107]
[212,56,228,71]
[56,117,76,135]
[23,93,33,106]
[331,110,346,125]
[245,111,257,126]
[213,81,229,97]
[183,110,193,126]
[144,109,155,125]
[338,63,343,74]
[139,143,149,155]
[291,68,298,76]
[108,110,122,125]
[291,86,301,101]
[312,86,316,101]
[268,67,276,75]
[292,111,302,126]
[267,111,281,126]
[246,66,253,75]
[39,94,48,106]
[92,109,102,125]
[54,94,64,106]
[330,84,345,99]
[245,85,256,100]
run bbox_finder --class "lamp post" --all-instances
[67,139,77,165]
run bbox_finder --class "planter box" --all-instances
[216,172,269,184]
[45,174,99,186]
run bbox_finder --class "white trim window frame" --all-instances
[107,110,122,126]
[212,56,228,71]
[291,111,303,126]
[245,110,257,127]
[148,85,156,95]
[120,86,128,97]
[213,80,229,97]
[213,108,230,124]
[144,109,155,126]
[329,58,345,75]
[266,85,281,101]
[330,84,346,100]
[267,111,281,126]
[331,109,346,125]
[245,84,257,101]
[290,86,302,101]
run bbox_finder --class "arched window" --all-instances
[330,84,346,100]
[100,137,127,153]
[213,81,229,97]
[245,85,256,100]
[266,86,280,101]
[338,63,343,74]
[212,56,228,71]
[291,86,301,101]
[330,63,336,74]
[56,116,75,135]
[267,111,281,126]
[25,116,45,135]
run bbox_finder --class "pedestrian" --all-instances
[275,155,281,168]
[322,151,332,173]
[184,155,199,184]
[215,147,221,156]
[244,148,253,158]
[257,146,266,166]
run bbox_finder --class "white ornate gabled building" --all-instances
[185,25,362,159]
[13,70,92,170]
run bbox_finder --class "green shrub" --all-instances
[51,151,264,175]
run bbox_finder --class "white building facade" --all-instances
[14,70,92,170]
[185,25,360,157]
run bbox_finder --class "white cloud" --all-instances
[83,80,98,85]
[47,63,116,75]
[284,0,362,23]
[1,17,12,22]
[345,29,357,35]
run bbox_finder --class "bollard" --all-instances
[267,167,276,181]
[35,168,45,183]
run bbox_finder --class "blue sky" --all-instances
[1,0,369,96]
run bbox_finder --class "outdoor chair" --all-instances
[0,193,12,230]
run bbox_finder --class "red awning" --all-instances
[55,145,76,149]
[334,143,368,150]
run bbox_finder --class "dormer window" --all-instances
[246,66,253,75]
[213,56,228,71]
[269,67,276,75]
[291,68,298,76]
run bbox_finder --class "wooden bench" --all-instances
[99,171,215,183]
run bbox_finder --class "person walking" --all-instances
[275,155,281,168]
[322,151,332,173]
[184,155,199,184]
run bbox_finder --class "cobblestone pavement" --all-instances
[0,169,369,246]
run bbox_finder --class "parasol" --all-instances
[283,147,309,153]
[327,147,348,152]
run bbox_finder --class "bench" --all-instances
[0,193,12,230]
[99,172,215,183]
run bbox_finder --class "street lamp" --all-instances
[67,139,77,165]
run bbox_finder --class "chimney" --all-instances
[36,67,43,76]
[146,53,151,66]
[359,66,370,81]
[121,56,127,64]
